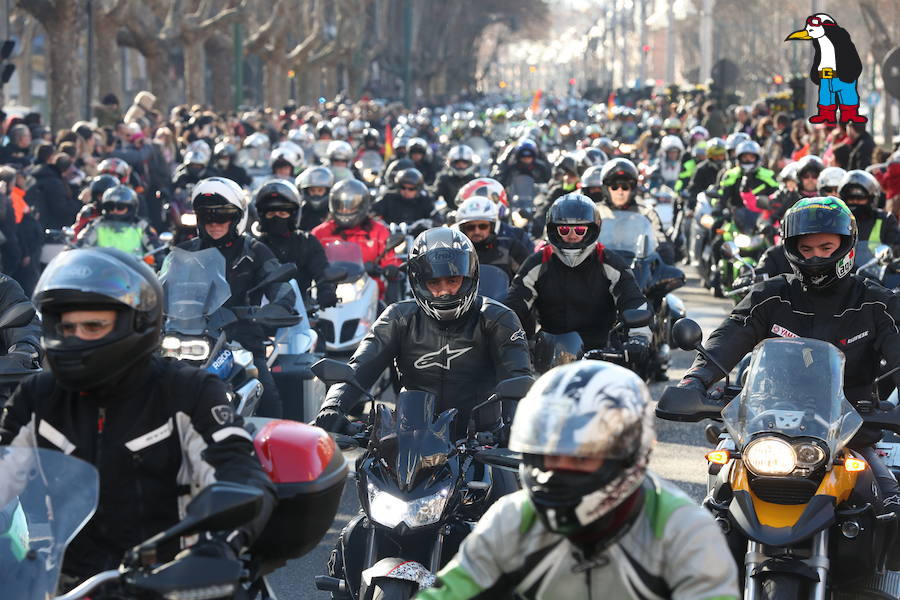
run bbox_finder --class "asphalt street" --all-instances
[268,269,733,599]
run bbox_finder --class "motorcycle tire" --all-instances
[757,573,807,599]
[370,579,419,600]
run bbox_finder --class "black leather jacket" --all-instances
[322,297,532,436]
[688,274,900,408]
[256,230,335,303]
[0,356,276,579]
[372,191,435,225]
[0,274,41,357]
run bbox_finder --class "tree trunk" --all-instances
[45,9,81,131]
[205,34,232,111]
[14,16,37,107]
[182,39,205,106]
[144,47,170,110]
[94,8,123,104]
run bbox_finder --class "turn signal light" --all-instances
[844,457,867,472]
[706,449,731,464]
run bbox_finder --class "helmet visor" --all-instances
[35,250,159,312]
[782,200,855,239]
[412,247,475,281]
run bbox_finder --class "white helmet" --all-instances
[190,176,248,239]
[689,125,709,141]
[455,196,500,233]
[446,145,477,177]
[270,144,305,175]
[818,167,847,193]
[183,139,211,166]
[326,140,353,163]
[659,135,685,159]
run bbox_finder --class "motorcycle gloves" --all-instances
[315,407,355,434]
[317,287,338,309]
[623,336,651,365]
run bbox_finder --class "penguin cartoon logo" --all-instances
[785,13,866,125]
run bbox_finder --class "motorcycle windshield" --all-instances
[159,248,232,334]
[599,210,658,259]
[0,447,99,599]
[477,265,510,302]
[356,150,383,171]
[375,392,457,492]
[324,241,366,284]
[509,174,536,209]
[733,206,760,233]
[721,338,862,456]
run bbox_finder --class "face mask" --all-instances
[217,158,230,170]
[264,215,293,236]
[740,162,756,173]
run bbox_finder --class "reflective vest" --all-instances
[96,222,143,255]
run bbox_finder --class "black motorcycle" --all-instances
[598,210,686,380]
[312,358,532,600]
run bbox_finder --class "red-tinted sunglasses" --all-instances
[806,16,835,27]
[557,225,588,236]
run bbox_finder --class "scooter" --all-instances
[657,319,900,599]
[159,248,299,417]
[312,358,533,600]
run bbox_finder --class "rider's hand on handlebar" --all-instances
[364,261,382,277]
[314,407,355,434]
[318,289,339,308]
[623,336,651,364]
[382,264,403,281]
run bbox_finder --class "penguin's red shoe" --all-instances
[839,104,868,124]
[808,104,837,124]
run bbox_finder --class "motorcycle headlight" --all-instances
[794,442,826,468]
[335,278,366,303]
[700,214,716,229]
[367,483,450,528]
[744,437,795,476]
[734,234,753,248]
[161,336,210,361]
[180,213,197,227]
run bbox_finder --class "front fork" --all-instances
[742,530,829,600]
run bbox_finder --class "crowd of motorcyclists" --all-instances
[0,82,898,599]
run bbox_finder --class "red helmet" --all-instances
[454,177,508,208]
[97,157,132,183]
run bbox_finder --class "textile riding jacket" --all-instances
[0,356,276,579]
[257,229,336,304]
[372,191,435,225]
[321,297,532,438]
[505,245,651,350]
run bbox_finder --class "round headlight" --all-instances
[744,437,796,476]
[734,233,753,248]
[795,443,825,467]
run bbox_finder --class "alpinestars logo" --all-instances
[414,344,472,370]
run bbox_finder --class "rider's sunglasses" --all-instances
[198,207,239,223]
[400,185,417,192]
[56,320,114,337]
[106,203,130,212]
[820,187,838,195]
[800,172,818,179]
[462,223,491,232]
[557,225,588,236]
[608,183,632,191]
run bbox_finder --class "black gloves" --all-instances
[382,264,403,281]
[5,349,38,371]
[314,406,354,434]
[317,287,338,308]
[364,261,381,277]
[623,336,651,365]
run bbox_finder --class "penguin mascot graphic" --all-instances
[786,13,866,124]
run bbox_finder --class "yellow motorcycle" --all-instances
[657,319,900,599]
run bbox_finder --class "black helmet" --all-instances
[553,154,578,179]
[255,179,302,231]
[89,174,120,206]
[395,167,424,193]
[383,158,415,190]
[33,247,163,391]
[510,360,654,538]
[578,148,608,176]
[329,179,371,229]
[838,169,881,218]
[407,227,479,321]
[782,197,858,290]
[599,158,639,206]
[362,128,381,145]
[295,166,335,210]
[546,193,602,267]
[100,185,139,221]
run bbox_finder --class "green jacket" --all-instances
[716,166,778,209]
[674,158,697,193]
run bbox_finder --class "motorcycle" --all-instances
[8,418,347,599]
[162,185,198,245]
[311,358,533,600]
[855,243,900,290]
[0,301,42,402]
[508,173,540,231]
[159,248,300,416]
[356,151,385,193]
[657,318,900,599]
[599,210,686,380]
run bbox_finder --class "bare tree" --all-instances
[10,12,37,107]
[94,0,129,104]
[17,0,81,131]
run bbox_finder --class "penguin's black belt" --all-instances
[819,68,836,79]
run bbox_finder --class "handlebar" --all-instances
[54,570,121,600]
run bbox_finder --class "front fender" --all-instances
[361,558,436,600]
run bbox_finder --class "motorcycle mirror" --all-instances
[385,233,405,251]
[158,231,174,245]
[311,358,357,386]
[246,262,298,296]
[721,241,739,259]
[671,318,703,350]
[622,308,653,329]
[322,265,348,283]
[132,482,263,564]
[253,304,302,328]
[494,375,535,399]
[875,244,893,262]
[0,302,35,329]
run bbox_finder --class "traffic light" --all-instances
[0,40,14,86]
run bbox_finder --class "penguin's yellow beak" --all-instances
[785,29,812,41]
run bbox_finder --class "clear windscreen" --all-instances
[599,210,658,258]
[159,248,231,333]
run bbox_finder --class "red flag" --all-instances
[384,122,394,162]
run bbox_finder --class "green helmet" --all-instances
[782,197,857,290]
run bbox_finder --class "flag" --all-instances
[384,122,393,162]
[607,92,616,119]
[530,89,543,115]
